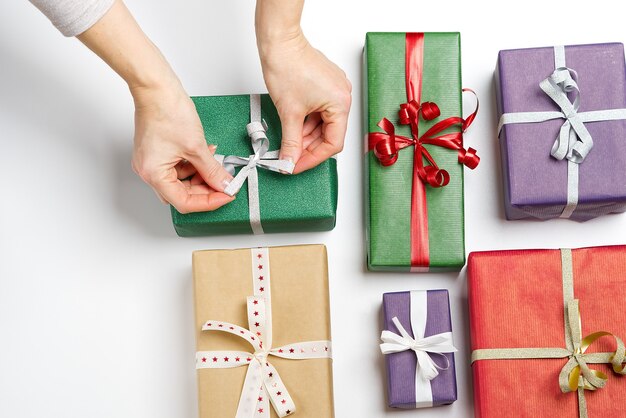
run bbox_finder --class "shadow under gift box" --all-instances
[496,43,626,221]
[171,94,338,236]
[193,244,335,418]
[468,246,626,418]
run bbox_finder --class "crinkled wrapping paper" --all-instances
[172,94,338,236]
[193,244,335,418]
[496,44,626,221]
[468,246,626,417]
[364,32,466,271]
[382,290,457,408]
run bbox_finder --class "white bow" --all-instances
[218,120,294,197]
[540,67,593,164]
[212,94,294,234]
[380,317,457,381]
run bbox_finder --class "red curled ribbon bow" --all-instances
[367,33,480,270]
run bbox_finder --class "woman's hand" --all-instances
[130,80,235,214]
[78,0,234,214]
[256,1,352,174]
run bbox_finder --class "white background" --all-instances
[2,1,626,417]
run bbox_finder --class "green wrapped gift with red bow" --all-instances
[364,32,479,272]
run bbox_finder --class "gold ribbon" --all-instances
[471,248,626,418]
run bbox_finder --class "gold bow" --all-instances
[471,249,626,418]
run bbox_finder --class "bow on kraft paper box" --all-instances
[171,94,338,236]
[363,32,480,272]
[193,245,334,418]
[496,43,626,221]
[468,246,626,418]
[380,290,458,409]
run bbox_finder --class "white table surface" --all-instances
[2,1,626,417]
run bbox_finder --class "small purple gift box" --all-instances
[380,290,457,409]
[496,43,626,221]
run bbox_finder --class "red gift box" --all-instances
[468,246,626,418]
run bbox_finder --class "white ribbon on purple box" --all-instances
[380,291,457,408]
[498,46,626,218]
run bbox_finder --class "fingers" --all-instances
[293,109,347,174]
[176,144,218,180]
[303,112,322,136]
[304,135,325,153]
[134,141,235,213]
[156,183,215,202]
[294,142,340,174]
[180,180,215,195]
[175,160,197,179]
[302,123,323,149]
[159,173,235,214]
[278,111,306,165]
[296,135,325,171]
[184,142,233,193]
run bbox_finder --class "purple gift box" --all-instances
[496,43,626,221]
[381,290,457,409]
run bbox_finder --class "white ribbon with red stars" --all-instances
[196,247,332,418]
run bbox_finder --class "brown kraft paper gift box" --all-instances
[192,244,335,418]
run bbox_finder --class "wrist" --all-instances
[126,45,185,108]
[256,21,302,44]
[256,27,308,62]
[129,73,187,113]
[124,43,179,91]
[255,0,306,59]
[77,1,180,94]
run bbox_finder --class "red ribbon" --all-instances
[367,33,480,270]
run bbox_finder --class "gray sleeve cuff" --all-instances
[29,0,116,37]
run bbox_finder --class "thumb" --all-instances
[278,111,305,165]
[184,142,234,193]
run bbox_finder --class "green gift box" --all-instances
[171,94,338,236]
[364,32,479,272]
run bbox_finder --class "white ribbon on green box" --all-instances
[214,95,295,234]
